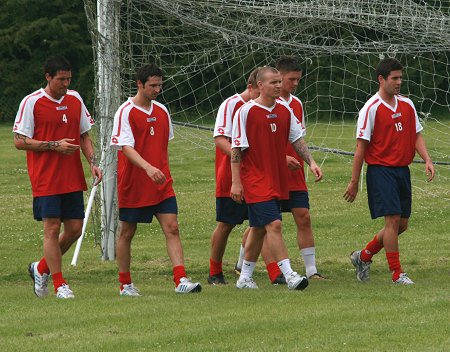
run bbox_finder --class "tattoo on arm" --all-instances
[292,138,312,166]
[81,132,98,166]
[15,133,31,145]
[41,141,60,151]
[231,148,242,163]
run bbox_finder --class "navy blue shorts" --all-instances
[248,199,282,227]
[33,191,85,221]
[280,191,310,212]
[366,165,411,219]
[216,197,248,225]
[119,196,178,223]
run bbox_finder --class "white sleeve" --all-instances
[356,104,374,141]
[79,98,93,135]
[288,110,305,143]
[412,104,423,133]
[110,106,135,149]
[13,96,36,138]
[168,113,174,141]
[231,105,249,150]
[213,99,233,138]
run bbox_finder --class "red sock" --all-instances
[386,252,402,281]
[209,258,223,276]
[37,257,50,275]
[266,262,282,283]
[52,272,66,292]
[119,272,132,290]
[173,265,187,287]
[360,235,384,262]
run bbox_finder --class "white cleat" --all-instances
[286,272,309,291]
[120,283,141,296]
[236,277,258,289]
[28,262,49,297]
[393,273,414,285]
[350,250,372,282]
[175,277,202,294]
[56,284,75,299]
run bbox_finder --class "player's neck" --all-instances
[132,94,152,110]
[378,90,396,108]
[44,86,64,100]
[279,91,290,101]
[240,90,251,102]
[254,95,276,108]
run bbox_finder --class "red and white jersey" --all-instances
[357,93,423,167]
[213,94,246,197]
[231,100,304,203]
[13,88,93,197]
[278,94,307,192]
[110,98,175,208]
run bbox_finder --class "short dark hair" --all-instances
[44,55,71,77]
[275,56,302,73]
[136,64,163,85]
[376,58,403,80]
[247,67,262,88]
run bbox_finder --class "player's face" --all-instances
[380,70,402,96]
[259,72,282,99]
[46,70,71,99]
[281,70,302,94]
[141,76,163,101]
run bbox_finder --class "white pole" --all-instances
[71,181,99,266]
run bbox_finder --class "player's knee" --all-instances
[267,219,282,234]
[398,220,408,235]
[295,210,311,228]
[163,221,180,237]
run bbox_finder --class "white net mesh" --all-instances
[82,0,450,256]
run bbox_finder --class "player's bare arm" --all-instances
[80,132,103,185]
[292,137,322,181]
[14,133,79,154]
[344,138,369,202]
[415,132,435,182]
[286,155,301,170]
[230,147,244,203]
[214,136,232,157]
[122,145,166,185]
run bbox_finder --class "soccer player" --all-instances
[275,56,326,280]
[209,68,284,285]
[344,57,435,285]
[110,63,201,296]
[13,55,102,299]
[231,66,322,289]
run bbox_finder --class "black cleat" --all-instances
[271,273,286,285]
[207,272,228,285]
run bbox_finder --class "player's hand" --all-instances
[309,161,323,182]
[55,138,80,154]
[286,155,301,170]
[146,166,166,185]
[230,182,244,204]
[343,180,358,202]
[90,165,103,185]
[425,160,435,182]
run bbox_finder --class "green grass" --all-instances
[0,122,449,351]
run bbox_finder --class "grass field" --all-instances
[0,121,449,351]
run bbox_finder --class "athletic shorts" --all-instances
[280,191,310,212]
[119,196,178,223]
[33,191,85,221]
[216,197,248,225]
[247,199,282,227]
[366,165,411,219]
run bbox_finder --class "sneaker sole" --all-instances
[190,284,202,293]
[28,262,39,297]
[292,278,309,291]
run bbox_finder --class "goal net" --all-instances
[82,0,450,259]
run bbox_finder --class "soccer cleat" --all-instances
[120,283,141,296]
[271,273,286,285]
[207,272,228,285]
[175,277,202,294]
[56,284,75,299]
[308,272,328,280]
[286,272,309,291]
[236,277,258,289]
[393,273,414,285]
[28,262,49,297]
[350,250,372,282]
[234,262,241,275]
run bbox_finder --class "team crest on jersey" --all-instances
[217,128,225,135]
[147,117,157,122]
[266,114,277,119]
[234,139,241,146]
[56,106,68,111]
[358,130,364,137]
[391,113,402,119]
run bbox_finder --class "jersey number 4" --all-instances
[62,114,68,123]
